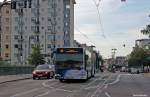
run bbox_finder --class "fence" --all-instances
[0,66,35,76]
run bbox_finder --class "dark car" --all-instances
[32,64,55,80]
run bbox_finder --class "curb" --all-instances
[0,76,32,84]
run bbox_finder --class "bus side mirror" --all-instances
[85,55,89,60]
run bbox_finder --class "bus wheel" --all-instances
[59,79,63,82]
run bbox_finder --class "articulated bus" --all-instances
[54,47,100,82]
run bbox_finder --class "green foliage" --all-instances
[28,45,45,66]
[128,47,149,67]
[0,61,10,67]
[141,24,150,37]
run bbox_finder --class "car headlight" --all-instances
[45,71,49,74]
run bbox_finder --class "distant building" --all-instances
[104,58,113,68]
[11,0,76,65]
[0,1,11,62]
[135,39,150,50]
[115,56,127,67]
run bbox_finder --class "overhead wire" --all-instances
[75,26,96,46]
[92,0,106,38]
[75,0,116,53]
[92,0,116,49]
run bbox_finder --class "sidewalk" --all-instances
[144,73,150,78]
[0,74,32,84]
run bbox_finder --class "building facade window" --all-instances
[41,17,44,20]
[5,53,9,57]
[14,44,18,48]
[5,44,9,49]
[6,35,9,39]
[15,26,18,31]
[5,18,9,22]
[66,5,70,9]
[47,35,54,41]
[47,44,51,48]
[6,26,9,31]
[41,26,44,29]
[48,26,52,31]
[6,10,9,14]
[31,26,36,31]
[14,35,19,39]
[15,17,19,22]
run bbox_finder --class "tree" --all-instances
[28,45,45,66]
[141,24,150,37]
[128,47,149,67]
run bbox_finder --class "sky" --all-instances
[74,0,150,58]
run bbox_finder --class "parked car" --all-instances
[32,64,55,80]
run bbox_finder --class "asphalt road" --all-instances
[0,72,150,97]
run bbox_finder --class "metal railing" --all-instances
[0,66,35,76]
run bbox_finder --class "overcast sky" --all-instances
[74,0,150,58]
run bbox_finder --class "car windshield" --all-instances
[36,65,50,70]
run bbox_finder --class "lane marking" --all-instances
[90,74,112,97]
[104,84,108,89]
[133,94,148,97]
[66,74,108,97]
[107,74,121,85]
[42,79,58,88]
[35,91,49,97]
[43,80,74,93]
[55,88,74,93]
[105,92,111,97]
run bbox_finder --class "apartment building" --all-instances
[11,0,76,65]
[0,2,11,62]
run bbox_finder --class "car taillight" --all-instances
[33,71,36,74]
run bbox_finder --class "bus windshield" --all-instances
[55,54,83,69]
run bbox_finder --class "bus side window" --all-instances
[85,55,89,60]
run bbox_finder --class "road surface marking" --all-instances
[133,94,148,97]
[107,74,121,85]
[43,80,74,93]
[90,74,112,97]
[105,92,111,97]
[42,80,57,88]
[35,91,49,97]
[10,87,43,97]
[55,88,74,93]
[104,84,108,89]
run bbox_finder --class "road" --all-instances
[0,72,150,97]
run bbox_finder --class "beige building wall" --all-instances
[0,2,11,62]
[11,0,75,64]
